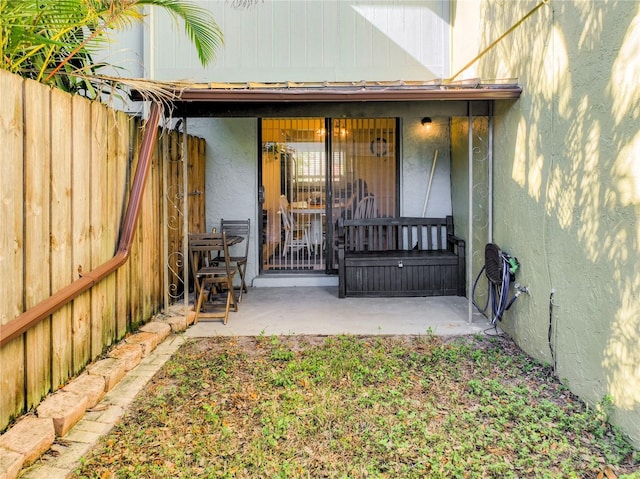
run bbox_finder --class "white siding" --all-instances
[149,0,450,82]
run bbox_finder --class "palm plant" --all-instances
[0,0,223,99]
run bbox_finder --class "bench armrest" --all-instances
[447,234,465,249]
[447,234,466,296]
[336,217,345,243]
[338,242,346,298]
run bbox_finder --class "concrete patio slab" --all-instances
[180,286,491,337]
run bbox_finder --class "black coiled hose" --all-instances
[472,243,520,324]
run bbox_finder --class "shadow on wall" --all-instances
[480,1,640,444]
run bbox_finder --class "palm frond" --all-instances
[135,0,223,66]
[228,0,263,8]
[1,0,224,98]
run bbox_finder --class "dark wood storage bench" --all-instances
[337,216,466,298]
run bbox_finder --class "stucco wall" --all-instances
[186,105,459,286]
[402,117,452,218]
[468,0,640,445]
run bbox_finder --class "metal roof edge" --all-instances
[172,87,522,102]
[130,79,522,103]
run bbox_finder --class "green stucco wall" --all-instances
[459,0,640,445]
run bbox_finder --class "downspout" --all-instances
[0,103,162,347]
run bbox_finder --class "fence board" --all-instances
[175,130,187,292]
[90,102,108,360]
[167,131,183,297]
[141,131,158,319]
[129,128,142,328]
[189,136,206,232]
[195,137,206,229]
[71,95,92,373]
[149,125,163,313]
[24,80,52,408]
[50,88,73,389]
[151,132,162,312]
[115,114,133,339]
[103,109,119,346]
[0,70,26,427]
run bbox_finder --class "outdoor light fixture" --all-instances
[421,117,432,130]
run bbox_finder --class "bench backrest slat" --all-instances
[339,216,453,253]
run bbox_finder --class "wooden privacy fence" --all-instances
[0,70,205,431]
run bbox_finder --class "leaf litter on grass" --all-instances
[70,334,639,478]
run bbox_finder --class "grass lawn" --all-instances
[70,334,639,478]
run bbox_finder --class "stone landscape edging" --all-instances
[0,311,196,479]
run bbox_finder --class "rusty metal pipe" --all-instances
[0,103,162,347]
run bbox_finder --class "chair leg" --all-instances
[239,263,248,293]
[229,276,239,312]
[193,276,203,300]
[194,279,208,324]
[223,289,231,325]
[236,264,247,302]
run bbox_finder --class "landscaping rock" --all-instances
[124,331,157,357]
[62,373,106,409]
[107,343,143,371]
[165,315,188,332]
[36,391,89,437]
[0,417,54,465]
[87,357,128,391]
[140,321,171,343]
[0,447,24,479]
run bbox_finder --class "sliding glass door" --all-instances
[260,118,397,273]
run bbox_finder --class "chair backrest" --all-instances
[188,233,216,271]
[220,218,250,257]
[188,232,233,276]
[278,195,294,231]
[354,195,377,219]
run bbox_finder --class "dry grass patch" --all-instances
[70,334,638,478]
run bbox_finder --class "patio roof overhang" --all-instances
[132,79,522,116]
[137,79,521,324]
